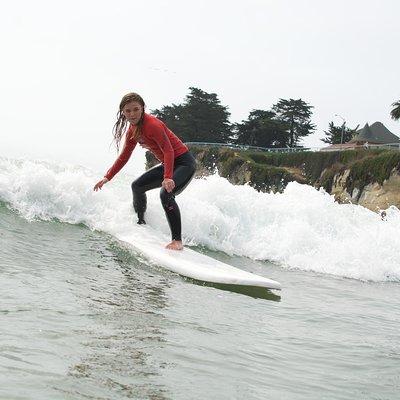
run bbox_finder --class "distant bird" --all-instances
[149,66,177,74]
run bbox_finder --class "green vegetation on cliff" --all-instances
[345,151,400,195]
[145,145,400,196]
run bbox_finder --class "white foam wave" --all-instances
[1,156,399,282]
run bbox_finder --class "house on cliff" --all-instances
[321,121,400,152]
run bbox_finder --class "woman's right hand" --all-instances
[93,177,109,191]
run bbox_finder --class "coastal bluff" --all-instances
[146,145,400,212]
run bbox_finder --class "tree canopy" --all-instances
[233,110,289,148]
[272,98,315,147]
[321,121,357,144]
[152,87,231,143]
[391,100,400,121]
[152,89,317,148]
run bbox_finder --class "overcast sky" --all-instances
[0,0,399,174]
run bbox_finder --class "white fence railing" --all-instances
[186,141,400,153]
[185,142,321,153]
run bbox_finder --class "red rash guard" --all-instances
[105,113,188,181]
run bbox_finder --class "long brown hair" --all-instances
[112,92,145,151]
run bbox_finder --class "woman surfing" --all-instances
[94,92,196,250]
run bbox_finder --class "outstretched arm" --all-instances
[104,134,137,181]
[93,177,109,191]
[93,132,137,192]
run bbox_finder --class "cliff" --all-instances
[146,146,400,212]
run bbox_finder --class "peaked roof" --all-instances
[350,122,400,144]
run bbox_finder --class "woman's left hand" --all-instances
[162,178,175,193]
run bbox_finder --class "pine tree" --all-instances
[321,121,356,144]
[272,98,315,147]
[152,87,232,143]
[234,110,289,148]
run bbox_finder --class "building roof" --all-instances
[350,122,400,144]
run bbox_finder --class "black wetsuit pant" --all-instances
[131,151,196,241]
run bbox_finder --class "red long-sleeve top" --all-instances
[105,113,188,181]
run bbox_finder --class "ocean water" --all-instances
[1,156,399,400]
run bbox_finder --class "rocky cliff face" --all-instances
[146,146,400,211]
[330,168,400,211]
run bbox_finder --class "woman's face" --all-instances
[122,101,143,125]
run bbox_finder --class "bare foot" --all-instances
[165,240,183,250]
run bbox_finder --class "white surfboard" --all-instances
[117,227,281,291]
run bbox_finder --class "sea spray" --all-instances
[1,156,399,282]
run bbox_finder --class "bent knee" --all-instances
[131,180,144,194]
